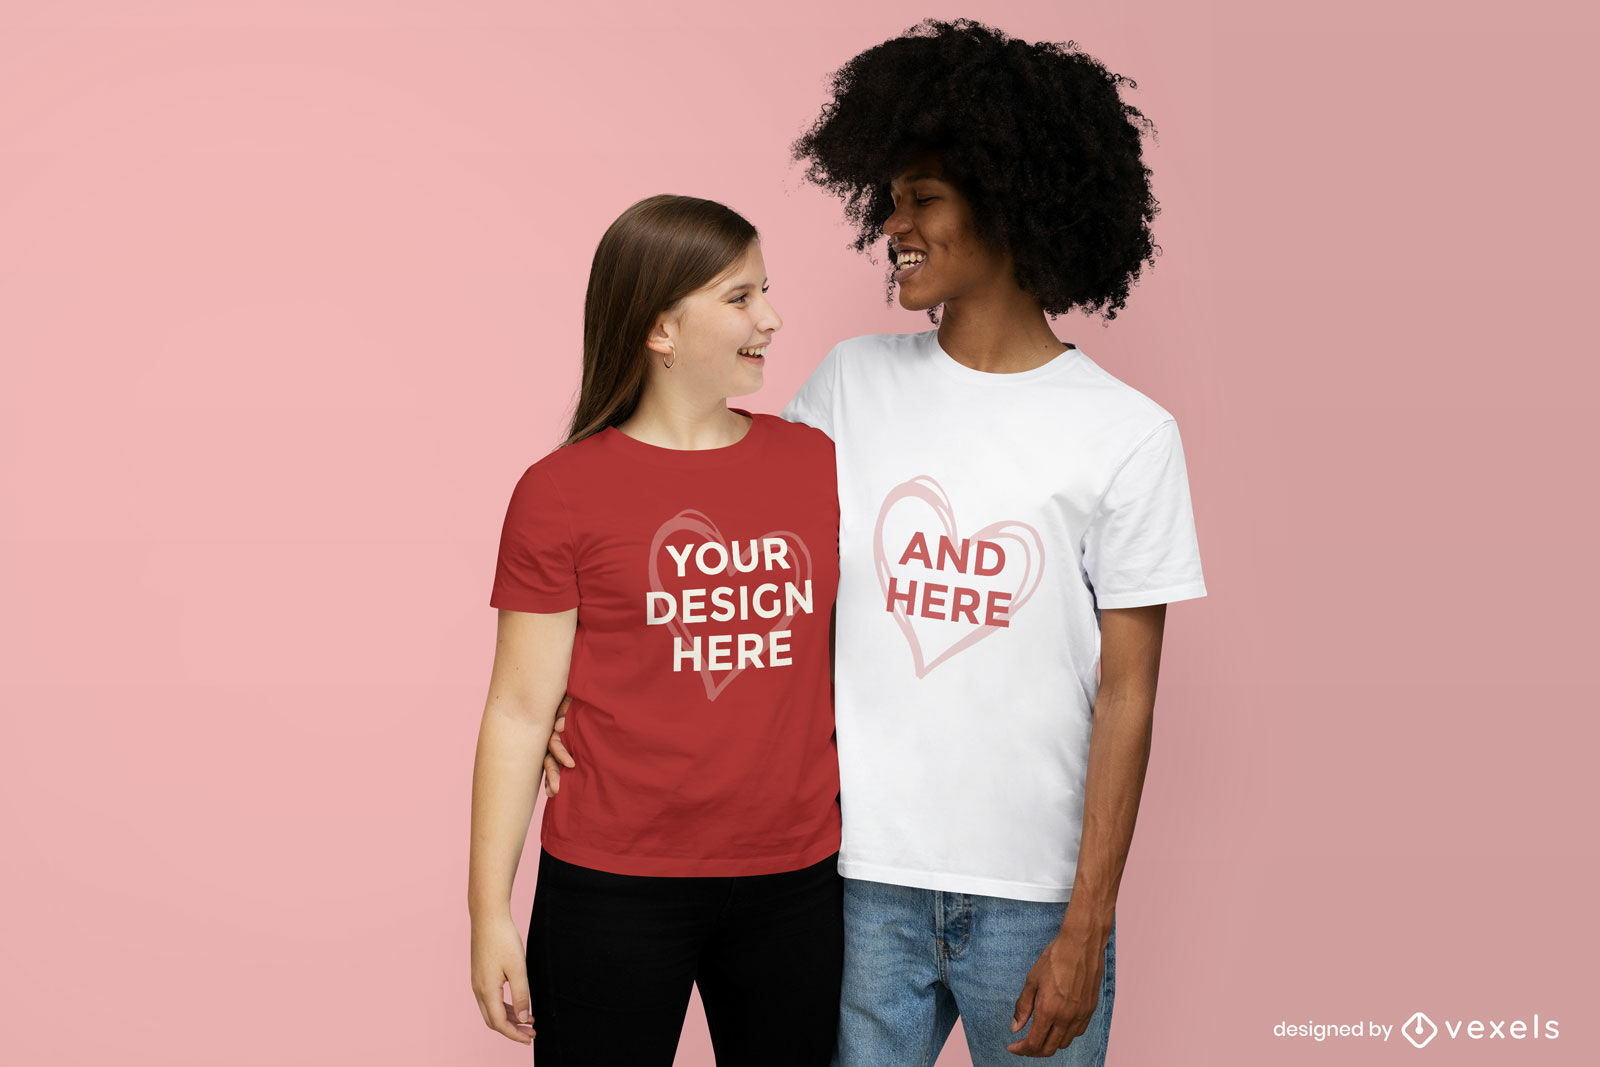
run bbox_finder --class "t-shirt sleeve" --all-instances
[490,464,580,613]
[1081,419,1208,610]
[781,345,840,440]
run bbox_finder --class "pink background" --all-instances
[2,1,1595,1063]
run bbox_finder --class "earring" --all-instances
[663,349,675,369]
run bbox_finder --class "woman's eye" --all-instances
[730,294,747,303]
[915,196,936,206]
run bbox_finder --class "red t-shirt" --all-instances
[490,411,841,876]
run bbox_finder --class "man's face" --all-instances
[880,153,1012,312]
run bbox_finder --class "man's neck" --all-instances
[936,287,1070,374]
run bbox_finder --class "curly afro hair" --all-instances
[793,18,1161,322]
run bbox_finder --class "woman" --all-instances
[467,194,843,1066]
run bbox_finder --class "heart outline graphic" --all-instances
[872,477,1045,678]
[648,508,814,701]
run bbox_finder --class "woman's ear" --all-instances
[644,314,675,357]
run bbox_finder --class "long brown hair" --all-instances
[565,195,758,445]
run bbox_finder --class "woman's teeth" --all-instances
[895,251,926,269]
[738,346,767,358]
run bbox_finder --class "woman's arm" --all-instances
[468,606,577,1043]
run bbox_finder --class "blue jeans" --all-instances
[835,878,1115,1067]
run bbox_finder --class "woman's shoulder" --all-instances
[755,412,834,453]
[514,429,618,485]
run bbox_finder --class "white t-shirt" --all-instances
[782,329,1207,902]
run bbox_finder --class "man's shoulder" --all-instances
[810,331,934,394]
[786,331,929,417]
[1065,350,1179,428]
[828,329,933,363]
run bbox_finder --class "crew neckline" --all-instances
[924,329,1083,384]
[599,408,766,468]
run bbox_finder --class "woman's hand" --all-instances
[470,911,535,1045]
[542,695,575,796]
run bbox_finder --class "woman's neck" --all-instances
[617,390,751,451]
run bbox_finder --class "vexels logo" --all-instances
[1402,1012,1438,1049]
[1273,1008,1561,1047]
[1401,1009,1561,1048]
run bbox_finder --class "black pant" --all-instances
[527,849,844,1066]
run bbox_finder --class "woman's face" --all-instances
[656,239,781,401]
[880,153,1012,312]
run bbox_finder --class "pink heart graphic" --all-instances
[872,477,1045,678]
[648,509,813,701]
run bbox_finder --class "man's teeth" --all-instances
[738,346,767,357]
[895,251,927,269]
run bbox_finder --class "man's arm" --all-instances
[1008,602,1167,1057]
[541,696,574,796]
